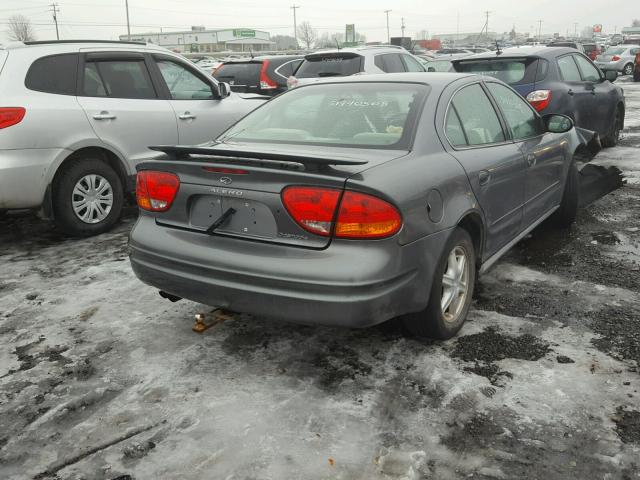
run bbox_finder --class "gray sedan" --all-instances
[595,45,640,75]
[129,73,590,339]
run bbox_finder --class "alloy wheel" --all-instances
[72,174,114,224]
[441,245,470,323]
[623,63,633,76]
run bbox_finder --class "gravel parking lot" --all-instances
[2,79,640,480]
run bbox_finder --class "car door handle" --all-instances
[92,111,116,120]
[567,89,574,96]
[478,170,491,186]
[179,112,196,120]
[526,154,537,167]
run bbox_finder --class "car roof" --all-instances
[456,45,577,60]
[1,40,167,52]
[298,72,475,89]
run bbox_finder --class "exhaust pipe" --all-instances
[159,291,182,302]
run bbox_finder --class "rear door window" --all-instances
[374,53,406,73]
[81,59,156,99]
[557,55,582,82]
[295,54,363,78]
[574,55,601,82]
[25,53,78,95]
[448,83,505,146]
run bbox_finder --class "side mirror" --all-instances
[217,82,231,98]
[543,114,574,133]
[604,69,618,82]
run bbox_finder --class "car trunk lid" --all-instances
[139,142,407,249]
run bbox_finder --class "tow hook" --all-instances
[192,308,235,333]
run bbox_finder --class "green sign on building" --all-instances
[233,29,256,38]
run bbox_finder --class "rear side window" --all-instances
[557,55,581,82]
[295,54,362,78]
[81,60,156,99]
[447,84,505,146]
[25,53,78,95]
[535,59,549,82]
[374,54,406,73]
[275,59,302,79]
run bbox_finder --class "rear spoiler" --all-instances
[148,145,369,167]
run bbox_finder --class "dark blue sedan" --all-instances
[452,46,625,147]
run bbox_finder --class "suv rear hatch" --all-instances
[214,61,262,92]
[139,143,406,249]
[294,52,363,83]
[452,56,545,96]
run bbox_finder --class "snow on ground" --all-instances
[1,80,640,480]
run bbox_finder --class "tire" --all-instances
[550,159,579,228]
[401,227,476,339]
[623,63,634,76]
[602,106,623,148]
[52,157,123,237]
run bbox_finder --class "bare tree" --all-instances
[7,15,36,42]
[297,21,317,50]
[633,19,640,27]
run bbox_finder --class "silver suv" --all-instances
[0,40,265,236]
[287,45,426,88]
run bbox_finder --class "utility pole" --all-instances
[125,0,131,41]
[485,10,490,40]
[456,12,460,44]
[291,5,300,49]
[537,20,543,41]
[50,3,60,40]
[384,10,391,44]
[401,17,405,39]
[573,22,578,38]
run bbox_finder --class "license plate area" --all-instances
[189,195,278,239]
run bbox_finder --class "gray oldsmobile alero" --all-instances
[129,73,592,339]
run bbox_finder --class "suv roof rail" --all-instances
[363,44,405,50]
[22,40,147,46]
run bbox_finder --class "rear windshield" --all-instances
[218,82,428,150]
[455,58,536,85]
[295,54,363,79]
[213,62,261,85]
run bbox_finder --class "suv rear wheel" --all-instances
[53,157,123,236]
[402,227,476,339]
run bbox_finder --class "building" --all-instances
[120,27,275,53]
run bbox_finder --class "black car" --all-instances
[213,55,303,96]
[452,46,625,147]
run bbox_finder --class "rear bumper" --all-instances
[0,148,66,209]
[595,60,625,71]
[129,215,451,327]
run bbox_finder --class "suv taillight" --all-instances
[259,60,278,90]
[281,186,402,239]
[0,107,26,129]
[526,90,552,112]
[136,171,180,212]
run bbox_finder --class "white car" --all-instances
[0,40,265,235]
[287,45,427,89]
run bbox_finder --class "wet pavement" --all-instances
[1,80,640,479]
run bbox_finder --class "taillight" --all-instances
[0,107,26,129]
[281,186,402,239]
[612,55,621,61]
[526,90,552,112]
[282,186,340,236]
[136,171,180,212]
[259,60,278,90]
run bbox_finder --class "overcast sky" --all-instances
[1,0,637,44]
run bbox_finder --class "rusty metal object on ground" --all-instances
[192,309,235,333]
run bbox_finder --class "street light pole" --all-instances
[384,10,391,44]
[291,5,300,49]
[125,0,131,41]
[401,17,405,39]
